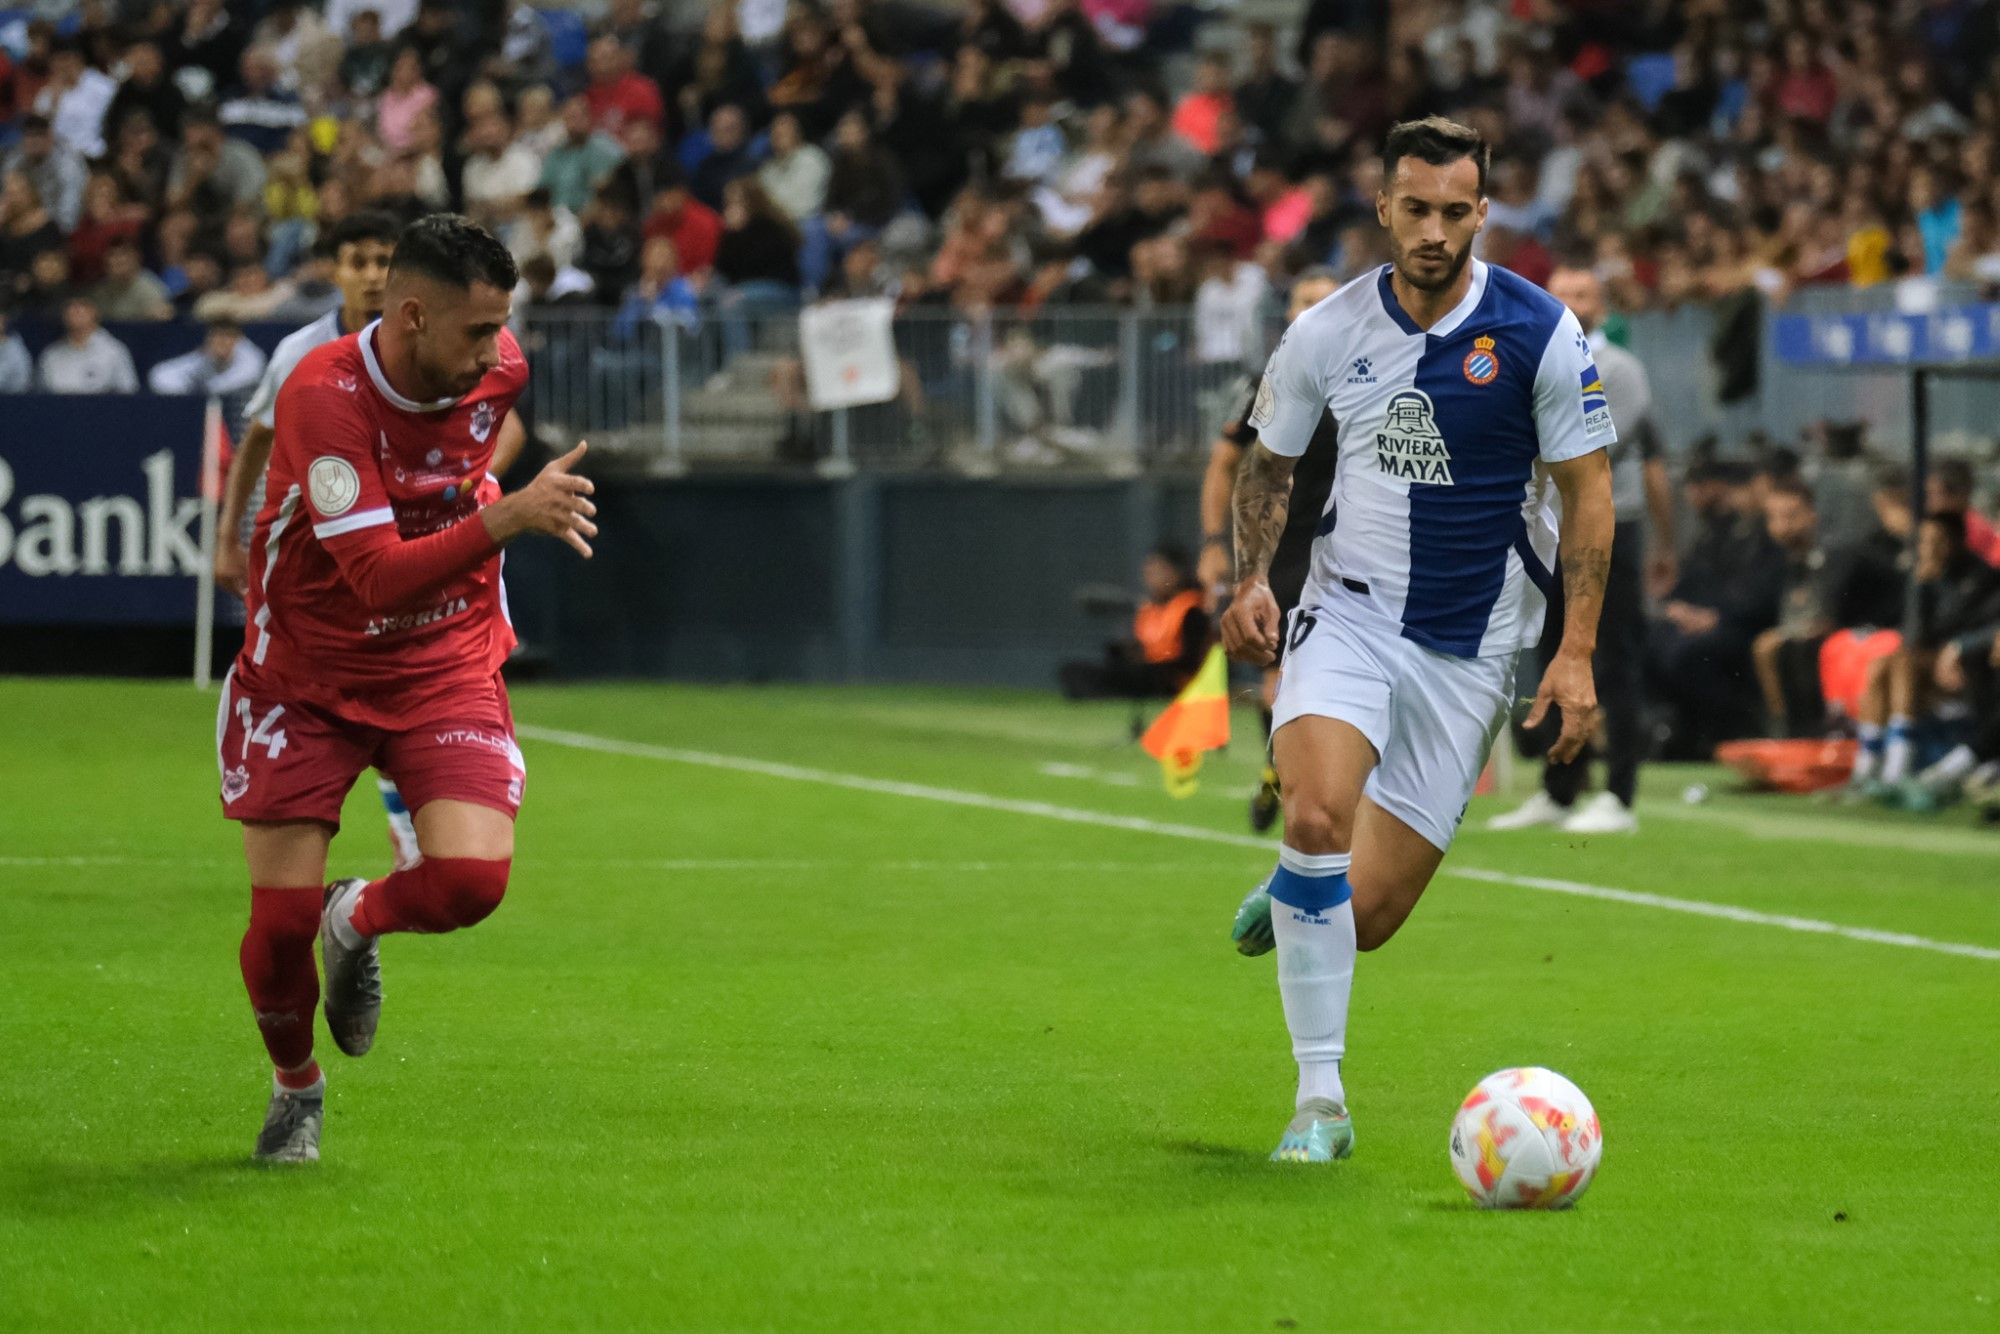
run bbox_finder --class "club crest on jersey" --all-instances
[1374,389,1454,485]
[470,400,495,443]
[1462,335,1500,386]
[221,765,250,804]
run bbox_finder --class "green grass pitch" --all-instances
[2,677,1997,1331]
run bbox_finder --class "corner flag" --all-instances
[1140,646,1230,797]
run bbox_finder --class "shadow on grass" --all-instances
[0,1154,342,1220]
[1161,1138,1261,1162]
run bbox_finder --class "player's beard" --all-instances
[1392,237,1472,294]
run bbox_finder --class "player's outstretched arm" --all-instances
[481,441,598,558]
[214,422,274,596]
[1526,449,1615,763]
[322,444,597,612]
[1220,442,1296,667]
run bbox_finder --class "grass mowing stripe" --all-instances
[1634,798,2000,858]
[519,722,2000,965]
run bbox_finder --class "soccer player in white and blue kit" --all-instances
[1220,118,1617,1163]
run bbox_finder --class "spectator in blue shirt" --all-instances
[219,46,308,158]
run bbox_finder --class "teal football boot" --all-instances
[1270,1098,1355,1163]
[1230,879,1275,956]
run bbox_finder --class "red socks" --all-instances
[242,862,508,1079]
[241,887,321,1077]
[350,856,511,936]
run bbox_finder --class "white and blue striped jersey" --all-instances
[241,307,344,431]
[1250,259,1615,659]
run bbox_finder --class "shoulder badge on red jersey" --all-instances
[309,456,361,515]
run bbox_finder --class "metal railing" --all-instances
[519,283,2000,475]
[519,304,1262,475]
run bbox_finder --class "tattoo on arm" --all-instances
[1561,548,1610,608]
[1231,444,1295,583]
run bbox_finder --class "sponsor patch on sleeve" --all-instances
[1248,375,1275,431]
[308,456,361,516]
[1579,365,1613,435]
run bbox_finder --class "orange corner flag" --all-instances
[1140,646,1231,798]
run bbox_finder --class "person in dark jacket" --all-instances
[1646,460,1783,756]
[714,177,801,360]
[1750,476,1906,736]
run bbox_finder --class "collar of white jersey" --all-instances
[358,319,462,414]
[1375,258,1489,339]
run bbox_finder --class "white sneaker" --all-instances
[1486,791,1570,830]
[1558,792,1639,834]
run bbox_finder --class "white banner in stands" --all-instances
[799,298,899,411]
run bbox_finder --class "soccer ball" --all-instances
[1448,1067,1602,1210]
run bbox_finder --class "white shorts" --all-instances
[1271,587,1517,851]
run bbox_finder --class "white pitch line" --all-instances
[1444,869,2000,963]
[521,857,1217,873]
[517,725,1273,850]
[0,855,230,867]
[516,724,2000,964]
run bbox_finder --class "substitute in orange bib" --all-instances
[1060,546,1213,700]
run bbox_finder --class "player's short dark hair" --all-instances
[1149,543,1195,586]
[1931,456,1975,498]
[1382,116,1490,195]
[1873,463,1910,494]
[1765,476,1815,507]
[321,209,401,258]
[389,213,518,292]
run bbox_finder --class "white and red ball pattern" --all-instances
[1448,1067,1602,1210]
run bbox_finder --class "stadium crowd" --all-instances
[1,0,1999,813]
[4,0,2000,386]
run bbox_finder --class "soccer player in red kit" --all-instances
[218,214,597,1163]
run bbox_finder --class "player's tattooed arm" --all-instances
[1219,443,1297,666]
[1549,449,1615,656]
[1561,547,1611,615]
[1230,442,1296,585]
[1529,449,1616,762]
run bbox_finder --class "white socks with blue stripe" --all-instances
[1267,845,1356,1110]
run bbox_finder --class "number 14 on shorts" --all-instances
[235,700,290,760]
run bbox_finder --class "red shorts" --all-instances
[216,666,525,827]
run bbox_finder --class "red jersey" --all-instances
[237,322,528,729]
[584,72,665,135]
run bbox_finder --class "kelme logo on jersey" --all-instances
[1463,334,1500,386]
[1374,389,1454,485]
